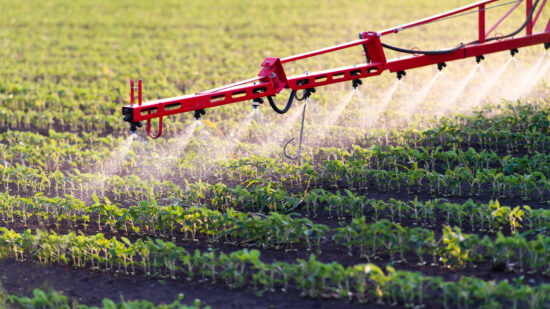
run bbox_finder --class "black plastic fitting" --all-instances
[122,107,142,133]
[396,71,406,80]
[194,109,206,120]
[476,55,485,64]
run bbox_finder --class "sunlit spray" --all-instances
[507,52,548,100]
[218,108,257,159]
[404,71,442,119]
[363,80,400,129]
[82,134,137,200]
[443,65,480,115]
[154,121,200,176]
[261,101,308,153]
[303,90,356,147]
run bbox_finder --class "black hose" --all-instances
[268,90,296,114]
[294,90,306,101]
[382,42,465,55]
[468,0,540,45]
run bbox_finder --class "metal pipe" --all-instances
[281,38,370,64]
[480,4,486,43]
[533,0,548,25]
[380,0,501,35]
[130,79,135,106]
[486,0,523,38]
[527,0,534,35]
[138,79,142,106]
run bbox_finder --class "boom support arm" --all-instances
[122,0,550,138]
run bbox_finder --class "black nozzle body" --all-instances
[194,109,206,120]
[437,62,447,71]
[510,48,519,57]
[476,55,485,64]
[545,43,550,50]
[396,71,406,80]
[123,107,142,133]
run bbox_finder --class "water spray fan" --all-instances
[122,0,550,157]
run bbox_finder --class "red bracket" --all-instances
[258,57,288,92]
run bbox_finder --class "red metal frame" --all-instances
[122,0,550,138]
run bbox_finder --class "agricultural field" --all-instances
[1,0,550,308]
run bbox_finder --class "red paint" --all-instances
[527,0,534,35]
[123,0,550,138]
[479,4,486,43]
[130,79,134,106]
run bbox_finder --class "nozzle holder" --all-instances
[123,109,143,133]
[396,71,406,80]
[510,48,519,57]
[437,62,447,71]
[476,55,485,64]
[194,109,206,120]
[295,87,316,101]
[545,43,550,50]
[252,98,264,109]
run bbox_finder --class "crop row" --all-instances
[3,175,550,237]
[2,192,550,272]
[215,140,550,184]
[4,154,549,214]
[0,130,120,172]
[0,227,549,308]
[310,162,550,200]
[0,192,326,251]
[183,183,550,234]
[335,218,550,273]
[405,103,549,150]
[303,191,548,233]
[349,144,550,176]
[4,288,208,309]
[209,151,550,202]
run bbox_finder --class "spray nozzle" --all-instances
[295,88,316,101]
[437,62,447,71]
[396,71,406,80]
[476,55,485,64]
[252,98,264,109]
[194,109,206,120]
[545,43,550,51]
[510,48,519,57]
[129,120,142,132]
[352,79,363,90]
[123,109,143,133]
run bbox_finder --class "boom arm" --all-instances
[122,0,550,138]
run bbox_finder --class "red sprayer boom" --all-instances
[122,0,550,139]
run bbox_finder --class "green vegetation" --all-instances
[0,286,208,309]
[1,0,549,307]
